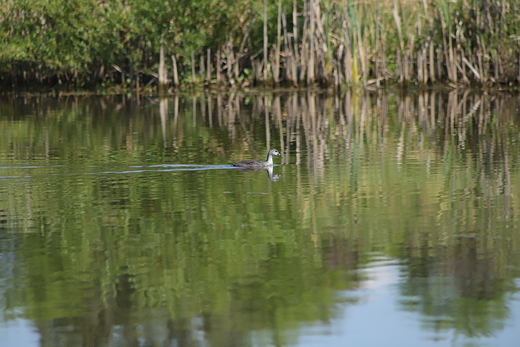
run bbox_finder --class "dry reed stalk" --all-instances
[159,34,167,92]
[417,46,423,85]
[518,40,520,83]
[448,32,457,83]
[293,0,299,62]
[341,13,351,84]
[281,7,293,85]
[207,48,211,83]
[238,17,254,75]
[333,62,339,88]
[462,56,480,82]
[374,13,383,87]
[495,54,501,81]
[307,0,316,85]
[263,0,268,82]
[217,94,222,126]
[406,34,415,84]
[476,35,485,83]
[270,46,278,85]
[292,0,301,86]
[252,59,262,86]
[344,40,352,84]
[273,0,282,84]
[377,14,388,84]
[216,49,221,86]
[413,7,424,85]
[422,44,428,85]
[285,48,297,86]
[429,38,435,82]
[357,26,367,86]
[235,93,241,123]
[393,0,405,83]
[300,0,309,82]
[455,57,470,85]
[191,52,196,84]
[396,54,402,83]
[233,46,240,81]
[199,54,205,80]
[226,37,234,82]
[171,54,179,86]
[439,13,450,82]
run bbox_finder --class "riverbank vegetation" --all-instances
[2,0,520,91]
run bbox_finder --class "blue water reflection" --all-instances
[2,257,518,347]
[1,91,519,347]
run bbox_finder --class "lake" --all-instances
[0,90,519,347]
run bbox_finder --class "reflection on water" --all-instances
[0,91,519,346]
[234,166,282,182]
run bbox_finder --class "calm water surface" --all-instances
[0,92,519,347]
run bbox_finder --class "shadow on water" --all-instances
[0,90,519,346]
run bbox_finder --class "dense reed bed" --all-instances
[2,0,519,90]
[214,0,520,89]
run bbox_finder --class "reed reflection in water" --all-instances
[0,90,519,347]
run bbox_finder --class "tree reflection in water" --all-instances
[0,90,519,346]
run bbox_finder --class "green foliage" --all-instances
[1,0,520,89]
[0,0,238,87]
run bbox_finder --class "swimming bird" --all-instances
[232,149,282,168]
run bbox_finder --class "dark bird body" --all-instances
[232,149,282,168]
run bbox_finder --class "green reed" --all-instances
[168,0,520,90]
[2,0,519,90]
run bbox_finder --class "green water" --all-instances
[0,92,519,347]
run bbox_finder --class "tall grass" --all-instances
[186,0,520,90]
[3,0,519,90]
